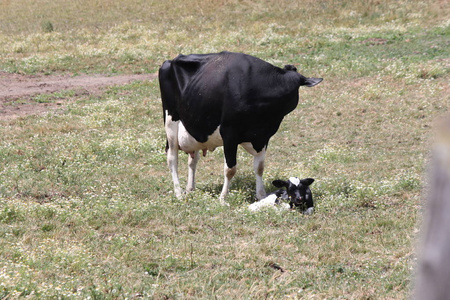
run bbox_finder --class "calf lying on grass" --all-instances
[248,177,315,214]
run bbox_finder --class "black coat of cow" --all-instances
[159,51,322,201]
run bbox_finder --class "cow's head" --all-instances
[283,64,323,87]
[272,177,315,213]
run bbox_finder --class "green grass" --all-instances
[1,0,449,298]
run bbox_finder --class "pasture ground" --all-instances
[0,0,449,298]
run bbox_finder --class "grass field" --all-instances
[1,0,449,298]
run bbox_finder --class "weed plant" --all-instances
[0,0,449,298]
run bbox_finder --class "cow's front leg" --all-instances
[219,163,237,203]
[241,142,267,200]
[253,149,266,200]
[219,142,238,203]
[186,150,200,192]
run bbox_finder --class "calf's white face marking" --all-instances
[289,177,300,186]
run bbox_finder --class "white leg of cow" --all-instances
[167,145,183,198]
[241,142,267,200]
[219,163,236,204]
[186,150,200,192]
[165,111,183,198]
[253,149,266,200]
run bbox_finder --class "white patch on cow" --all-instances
[289,177,300,186]
[178,123,223,154]
[248,194,290,212]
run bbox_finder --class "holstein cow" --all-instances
[159,51,322,202]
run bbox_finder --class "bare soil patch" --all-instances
[0,72,157,120]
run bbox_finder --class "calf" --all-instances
[159,51,322,202]
[248,177,315,214]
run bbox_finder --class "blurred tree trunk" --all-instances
[414,118,450,300]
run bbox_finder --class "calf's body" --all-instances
[159,52,322,201]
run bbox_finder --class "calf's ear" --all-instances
[305,77,323,87]
[272,180,288,188]
[300,178,315,186]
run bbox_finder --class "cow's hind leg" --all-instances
[253,149,267,200]
[165,112,183,198]
[186,150,200,192]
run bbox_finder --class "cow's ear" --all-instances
[300,178,315,186]
[284,65,297,72]
[304,77,323,87]
[272,180,288,188]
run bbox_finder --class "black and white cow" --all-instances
[159,51,322,202]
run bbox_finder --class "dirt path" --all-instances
[0,72,157,120]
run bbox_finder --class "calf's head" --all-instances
[272,177,315,211]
